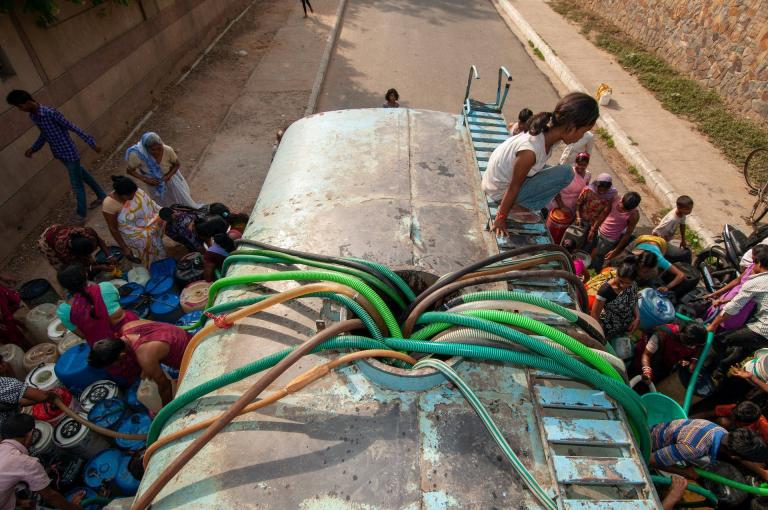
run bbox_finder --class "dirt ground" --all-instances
[2,0,299,289]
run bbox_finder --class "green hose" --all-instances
[683,331,714,415]
[345,256,416,302]
[415,358,557,510]
[206,271,403,337]
[695,467,768,496]
[226,251,406,308]
[179,293,383,340]
[650,474,719,506]
[416,310,623,383]
[81,496,112,506]
[444,290,578,322]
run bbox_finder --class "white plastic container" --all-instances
[79,380,122,414]
[127,266,150,287]
[47,317,69,344]
[180,281,210,312]
[23,344,59,374]
[29,420,56,458]
[24,303,58,345]
[57,333,86,356]
[137,379,162,415]
[0,344,26,378]
[25,363,62,391]
[109,279,128,289]
[53,415,110,458]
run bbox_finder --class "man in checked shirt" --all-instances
[7,89,106,225]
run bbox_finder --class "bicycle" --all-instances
[744,147,768,224]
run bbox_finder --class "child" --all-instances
[592,192,641,271]
[483,92,600,237]
[591,255,641,339]
[508,108,533,136]
[551,152,592,215]
[562,239,589,283]
[559,130,594,165]
[652,195,693,263]
[575,173,617,251]
[709,401,768,442]
[382,88,400,108]
[635,322,707,384]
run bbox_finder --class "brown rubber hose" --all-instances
[53,397,146,441]
[178,282,385,382]
[132,319,363,510]
[459,254,570,280]
[142,349,416,469]
[402,270,589,336]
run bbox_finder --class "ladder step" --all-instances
[476,155,489,162]
[469,125,508,135]
[471,134,508,144]
[468,111,504,120]
[467,119,507,129]
[477,160,488,171]
[473,141,502,151]
[553,456,646,485]
[563,500,658,510]
[536,386,615,410]
[543,417,630,445]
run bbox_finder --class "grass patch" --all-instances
[528,40,535,48]
[533,48,545,61]
[595,126,615,148]
[685,228,702,251]
[627,165,645,184]
[547,0,768,169]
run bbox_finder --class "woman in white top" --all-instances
[482,92,600,236]
[125,132,202,208]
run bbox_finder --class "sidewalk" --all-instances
[496,0,755,244]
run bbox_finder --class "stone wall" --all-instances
[0,0,249,264]
[578,0,768,120]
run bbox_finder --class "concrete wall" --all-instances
[579,0,768,121]
[0,0,248,264]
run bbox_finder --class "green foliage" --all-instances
[595,126,615,148]
[533,48,545,61]
[546,0,768,171]
[0,0,129,26]
[627,165,645,184]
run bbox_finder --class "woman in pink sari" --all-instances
[55,264,138,345]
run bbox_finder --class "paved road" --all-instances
[317,0,650,228]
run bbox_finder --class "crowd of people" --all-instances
[487,92,768,507]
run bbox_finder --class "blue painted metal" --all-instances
[552,456,646,485]
[535,386,614,410]
[543,417,631,445]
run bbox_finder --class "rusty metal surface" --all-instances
[552,456,646,485]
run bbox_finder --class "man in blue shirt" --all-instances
[6,90,106,225]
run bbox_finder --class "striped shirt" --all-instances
[651,419,726,467]
[723,271,768,337]
[29,105,96,162]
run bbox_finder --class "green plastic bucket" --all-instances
[641,392,686,428]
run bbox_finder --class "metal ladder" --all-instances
[461,65,661,509]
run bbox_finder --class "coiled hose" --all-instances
[443,290,604,343]
[402,270,590,335]
[415,358,557,510]
[414,310,623,383]
[225,251,406,308]
[206,271,402,336]
[405,245,574,318]
[178,282,389,382]
[234,239,409,305]
[432,326,628,382]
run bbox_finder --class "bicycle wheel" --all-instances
[744,147,768,191]
[750,185,768,224]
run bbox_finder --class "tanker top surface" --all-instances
[138,108,657,509]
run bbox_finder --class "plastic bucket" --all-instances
[545,208,574,244]
[115,412,151,450]
[80,380,122,414]
[19,279,59,308]
[54,415,110,458]
[25,303,58,345]
[638,288,676,331]
[179,281,210,312]
[47,317,69,344]
[561,224,587,250]
[640,392,686,428]
[150,292,181,323]
[29,420,56,458]
[32,387,72,425]
[150,257,177,279]
[0,344,26,378]
[58,333,86,355]
[176,310,203,334]
[119,282,148,318]
[127,267,150,287]
[55,343,109,393]
[145,275,174,296]
[88,398,127,430]
[116,454,142,495]
[83,448,122,489]
[24,344,60,375]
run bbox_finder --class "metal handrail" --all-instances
[463,65,479,106]
[495,66,513,111]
